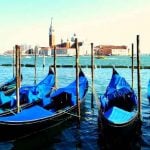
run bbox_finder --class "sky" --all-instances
[0,0,150,54]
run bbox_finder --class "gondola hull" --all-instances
[0,101,84,141]
[98,68,140,137]
[98,110,140,136]
[99,112,141,150]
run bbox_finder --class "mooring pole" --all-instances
[75,38,80,125]
[131,43,134,88]
[91,43,94,108]
[43,53,45,68]
[54,45,57,88]
[13,46,15,77]
[136,35,141,120]
[15,45,21,113]
[34,46,37,85]
[19,47,21,78]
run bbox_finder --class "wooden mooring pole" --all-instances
[54,46,57,88]
[91,43,94,108]
[19,47,21,78]
[34,46,37,85]
[43,53,45,68]
[136,35,141,120]
[131,43,134,88]
[75,38,80,125]
[15,45,21,113]
[13,46,15,77]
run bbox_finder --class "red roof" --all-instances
[100,45,127,49]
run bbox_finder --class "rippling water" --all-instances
[0,55,150,150]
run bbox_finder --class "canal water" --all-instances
[0,55,150,150]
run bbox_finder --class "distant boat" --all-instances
[51,54,74,57]
[98,68,140,136]
[24,56,31,59]
[95,56,106,59]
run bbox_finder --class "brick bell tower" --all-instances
[49,18,55,48]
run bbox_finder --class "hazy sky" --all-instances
[0,0,150,53]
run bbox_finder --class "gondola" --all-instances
[147,80,150,101]
[0,69,88,141]
[0,66,55,114]
[98,68,140,135]
[0,75,22,96]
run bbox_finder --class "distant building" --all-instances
[49,18,55,48]
[79,41,91,56]
[3,19,91,56]
[51,47,75,56]
[21,45,40,55]
[57,39,71,49]
[3,50,13,55]
[39,47,51,56]
[3,44,34,55]
[95,45,129,56]
[50,32,91,56]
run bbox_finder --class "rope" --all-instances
[57,108,80,118]
[88,85,101,110]
[89,85,103,129]
[5,108,16,115]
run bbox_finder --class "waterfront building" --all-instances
[95,45,129,56]
[51,47,75,56]
[79,41,91,56]
[39,47,51,56]
[51,33,90,56]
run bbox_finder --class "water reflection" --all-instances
[12,120,73,150]
[98,126,142,150]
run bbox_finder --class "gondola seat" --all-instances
[104,106,136,124]
[0,105,55,121]
[47,92,74,110]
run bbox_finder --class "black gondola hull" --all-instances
[0,104,82,141]
[98,110,141,136]
[98,111,142,150]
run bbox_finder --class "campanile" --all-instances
[49,18,55,48]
